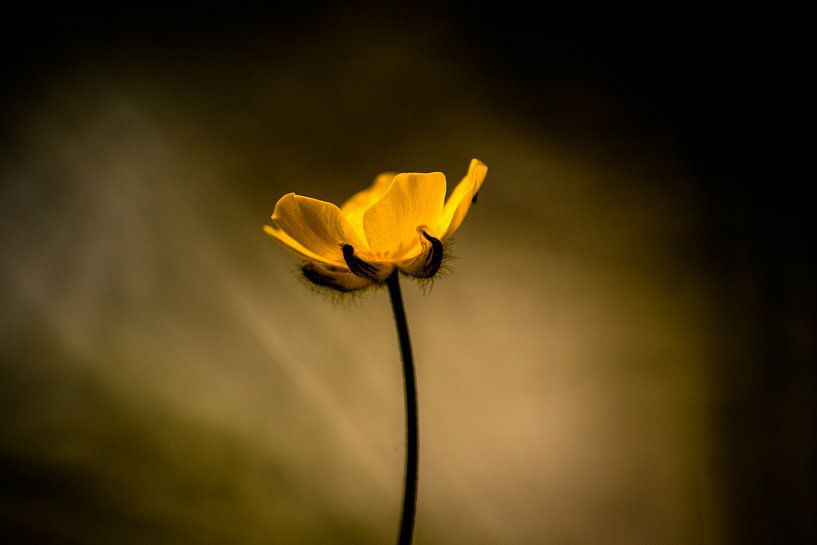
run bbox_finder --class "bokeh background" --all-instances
[1,6,814,545]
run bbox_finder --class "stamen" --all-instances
[302,263,353,292]
[420,231,443,277]
[342,244,380,281]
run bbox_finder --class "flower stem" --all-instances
[386,270,418,545]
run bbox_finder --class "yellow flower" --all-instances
[264,158,488,291]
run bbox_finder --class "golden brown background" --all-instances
[1,6,814,545]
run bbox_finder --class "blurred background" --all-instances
[1,5,813,545]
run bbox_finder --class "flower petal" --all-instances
[341,172,397,240]
[266,193,366,266]
[301,262,373,292]
[264,224,332,264]
[341,172,397,215]
[362,172,446,259]
[437,159,488,241]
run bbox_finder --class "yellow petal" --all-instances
[341,172,396,240]
[341,172,397,215]
[362,172,446,259]
[266,193,366,266]
[437,159,488,241]
[264,224,333,264]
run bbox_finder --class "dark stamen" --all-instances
[342,244,379,281]
[420,231,443,277]
[302,263,353,292]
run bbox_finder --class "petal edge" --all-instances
[437,159,488,241]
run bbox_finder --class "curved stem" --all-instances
[386,270,418,545]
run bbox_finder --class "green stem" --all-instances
[386,270,418,545]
